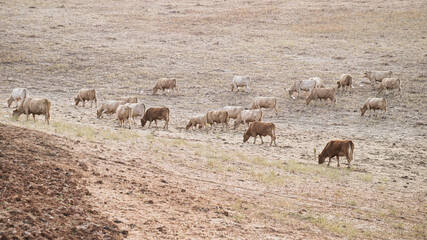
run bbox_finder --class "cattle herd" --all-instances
[6,71,403,168]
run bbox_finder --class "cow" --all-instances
[287,77,325,99]
[318,140,354,168]
[337,74,354,92]
[234,109,262,130]
[250,97,278,117]
[360,98,386,116]
[12,97,51,125]
[243,122,276,146]
[117,96,138,103]
[116,105,133,129]
[377,78,402,96]
[75,89,97,108]
[206,110,229,130]
[141,107,170,129]
[222,106,244,120]
[97,100,126,118]
[186,115,207,130]
[363,71,392,85]
[7,88,29,108]
[153,78,177,94]
[231,76,251,92]
[306,88,336,105]
[125,103,146,124]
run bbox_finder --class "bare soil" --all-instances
[1,0,426,239]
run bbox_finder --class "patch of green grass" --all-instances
[283,160,348,181]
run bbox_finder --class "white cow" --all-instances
[231,76,251,92]
[7,88,29,108]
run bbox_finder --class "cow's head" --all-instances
[96,109,103,119]
[243,131,250,143]
[230,83,234,91]
[185,121,192,130]
[12,109,21,119]
[336,81,341,88]
[360,106,367,116]
[141,118,147,127]
[152,86,159,94]
[74,97,80,106]
[318,154,326,164]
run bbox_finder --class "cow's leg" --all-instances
[347,156,351,168]
[155,119,158,127]
[260,136,264,144]
[90,100,93,108]
[327,157,331,167]
[26,114,29,121]
[148,121,152,128]
[337,156,340,167]
[253,135,257,144]
[32,113,36,122]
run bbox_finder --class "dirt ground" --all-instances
[1,0,426,239]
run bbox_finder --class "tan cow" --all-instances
[7,88,29,108]
[97,100,126,118]
[306,88,336,105]
[234,109,262,129]
[186,115,207,130]
[377,78,402,96]
[117,96,138,103]
[337,74,354,92]
[12,97,51,125]
[360,98,386,116]
[141,107,170,129]
[318,140,354,168]
[250,97,278,117]
[75,89,97,107]
[364,71,392,85]
[243,122,276,146]
[206,110,229,130]
[116,105,133,128]
[153,78,177,94]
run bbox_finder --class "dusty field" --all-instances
[1,0,426,239]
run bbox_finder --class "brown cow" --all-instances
[153,78,177,94]
[377,78,402,96]
[360,98,386,116]
[337,74,353,92]
[12,97,51,125]
[75,89,97,107]
[141,107,170,129]
[318,140,354,168]
[186,115,207,130]
[243,122,276,146]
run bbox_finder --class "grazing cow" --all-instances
[125,103,146,124]
[243,122,276,146]
[116,105,133,128]
[97,100,126,118]
[117,96,138,103]
[251,97,278,117]
[377,78,402,96]
[153,78,177,94]
[360,98,387,116]
[206,110,229,130]
[234,109,263,129]
[186,115,207,130]
[75,89,97,107]
[306,88,336,105]
[318,140,354,168]
[7,88,29,108]
[364,71,392,85]
[287,77,325,99]
[141,107,170,129]
[222,106,244,120]
[231,76,251,92]
[337,74,354,92]
[12,97,51,125]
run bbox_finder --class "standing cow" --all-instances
[318,140,354,168]
[7,88,29,108]
[153,78,178,94]
[12,97,51,125]
[75,89,97,108]
[250,97,278,117]
[231,76,251,92]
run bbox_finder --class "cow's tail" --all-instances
[349,141,354,162]
[47,100,51,123]
[259,109,263,121]
[23,88,28,100]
